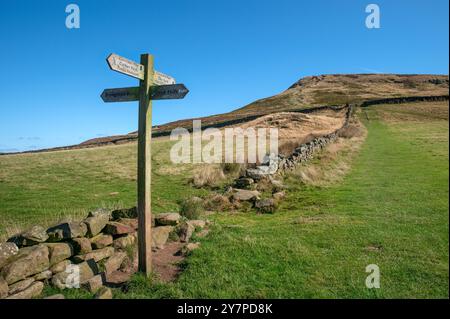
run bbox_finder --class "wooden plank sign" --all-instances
[153,70,176,85]
[101,53,188,277]
[151,84,189,100]
[107,53,145,80]
[101,87,139,102]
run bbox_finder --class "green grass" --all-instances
[2,101,449,298]
[0,138,206,239]
[114,102,448,299]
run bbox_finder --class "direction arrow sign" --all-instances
[101,87,140,102]
[107,54,145,80]
[153,71,176,85]
[150,84,189,100]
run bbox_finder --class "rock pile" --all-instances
[0,208,207,299]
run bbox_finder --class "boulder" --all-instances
[34,270,52,281]
[51,260,98,289]
[178,222,195,243]
[231,189,260,201]
[0,245,49,284]
[0,242,19,269]
[104,252,127,274]
[155,213,181,226]
[113,233,136,250]
[152,226,174,249]
[269,179,285,192]
[95,286,112,299]
[81,273,105,293]
[104,222,135,235]
[44,243,74,265]
[8,225,49,246]
[0,278,9,299]
[47,222,87,241]
[84,209,110,237]
[90,234,113,249]
[44,294,65,299]
[8,278,35,295]
[71,238,92,255]
[73,246,115,263]
[254,198,277,214]
[115,218,138,230]
[111,207,137,220]
[6,281,43,299]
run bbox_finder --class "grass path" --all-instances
[118,103,448,298]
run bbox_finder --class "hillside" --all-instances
[4,73,448,153]
[79,74,449,146]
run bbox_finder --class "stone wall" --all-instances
[0,208,206,299]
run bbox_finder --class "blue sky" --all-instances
[0,0,448,152]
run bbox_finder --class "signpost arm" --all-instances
[137,53,153,276]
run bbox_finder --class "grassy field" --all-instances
[1,101,449,298]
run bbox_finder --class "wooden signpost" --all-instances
[101,53,189,276]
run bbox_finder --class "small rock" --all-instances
[105,270,131,285]
[155,213,181,226]
[246,168,269,180]
[34,270,52,281]
[0,278,9,299]
[254,198,277,214]
[95,286,113,299]
[0,244,49,284]
[50,260,72,274]
[104,252,127,274]
[44,294,65,299]
[47,222,87,241]
[152,226,174,249]
[90,234,113,249]
[178,222,195,243]
[272,191,286,201]
[231,189,261,201]
[113,233,136,249]
[44,243,74,265]
[104,222,135,235]
[111,207,137,220]
[6,281,44,299]
[8,278,35,295]
[81,273,105,293]
[0,242,19,269]
[71,238,92,255]
[73,246,115,263]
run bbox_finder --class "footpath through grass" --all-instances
[117,102,448,298]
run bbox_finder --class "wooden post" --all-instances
[137,53,153,276]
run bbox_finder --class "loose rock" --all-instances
[155,213,181,226]
[231,189,261,201]
[0,278,9,299]
[45,243,74,265]
[84,209,110,237]
[81,273,104,293]
[8,278,35,295]
[34,270,52,281]
[71,238,92,255]
[113,233,136,249]
[73,246,115,263]
[44,294,65,299]
[178,222,195,243]
[104,252,127,274]
[51,260,98,289]
[152,226,174,249]
[50,260,72,274]
[111,207,137,220]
